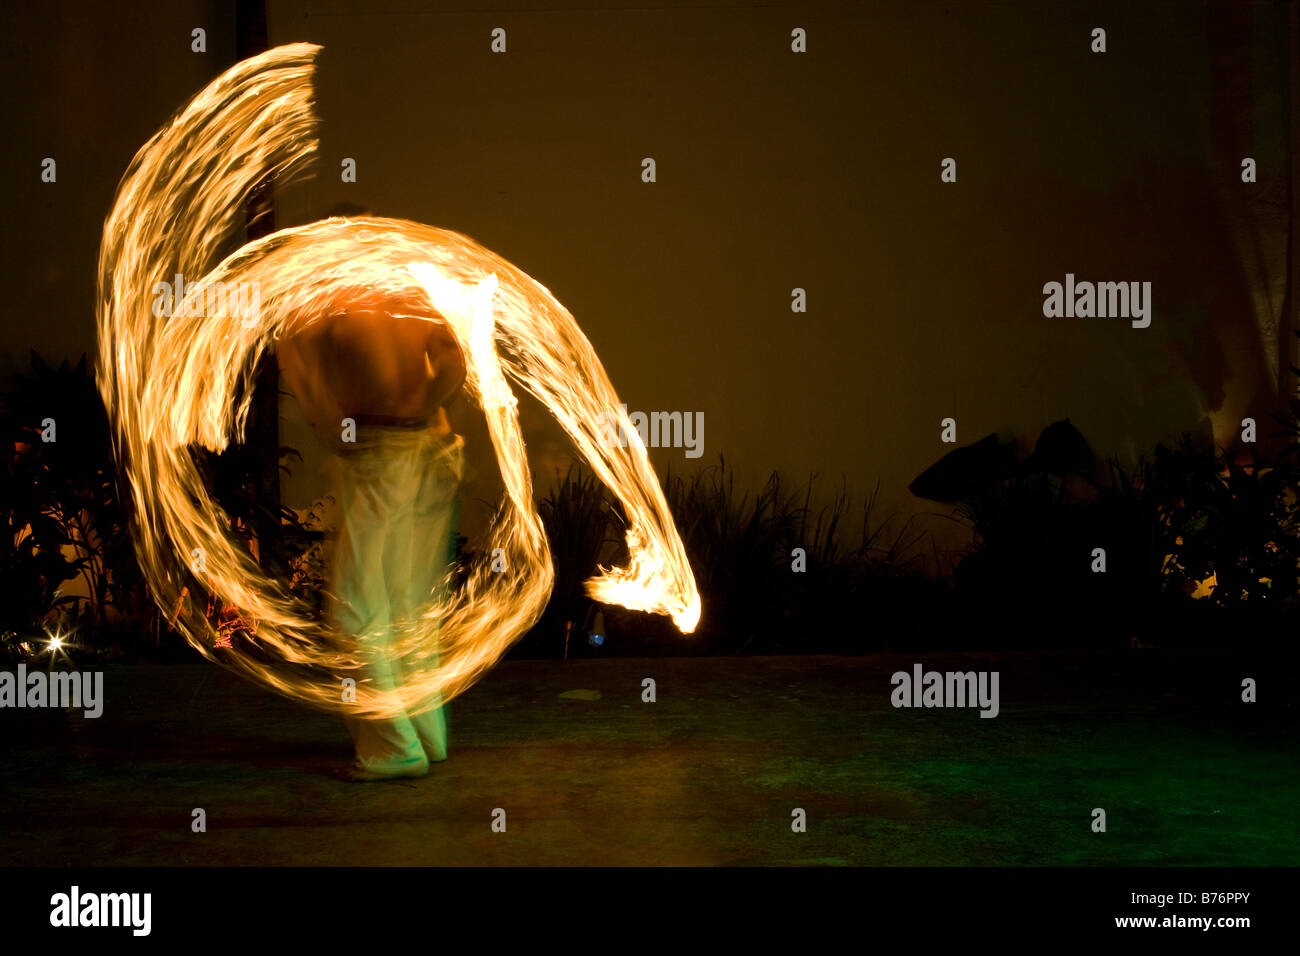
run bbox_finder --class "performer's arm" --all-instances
[425,320,466,409]
[277,323,347,452]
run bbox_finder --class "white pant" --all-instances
[329,424,464,772]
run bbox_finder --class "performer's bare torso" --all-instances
[277,289,465,441]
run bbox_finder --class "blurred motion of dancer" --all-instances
[277,288,466,781]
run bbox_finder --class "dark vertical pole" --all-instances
[236,0,288,576]
[1285,0,1300,399]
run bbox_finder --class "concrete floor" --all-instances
[1,651,1296,865]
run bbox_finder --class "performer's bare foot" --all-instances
[336,759,429,782]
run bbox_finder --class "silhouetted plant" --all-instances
[912,417,1300,647]
[284,493,334,617]
[522,464,620,656]
[1153,439,1300,614]
[530,456,933,656]
[0,352,131,638]
[0,351,317,657]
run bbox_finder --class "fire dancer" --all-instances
[277,288,467,781]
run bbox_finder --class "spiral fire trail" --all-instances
[96,43,700,719]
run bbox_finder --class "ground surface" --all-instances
[1,651,1295,865]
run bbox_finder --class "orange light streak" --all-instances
[96,43,700,720]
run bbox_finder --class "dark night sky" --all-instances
[1,0,1293,555]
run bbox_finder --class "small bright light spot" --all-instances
[48,637,64,651]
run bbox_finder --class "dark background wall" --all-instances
[2,0,1294,558]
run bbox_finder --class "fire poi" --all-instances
[95,42,700,723]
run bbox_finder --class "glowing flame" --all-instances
[96,43,700,720]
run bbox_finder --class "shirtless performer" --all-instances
[277,287,467,781]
